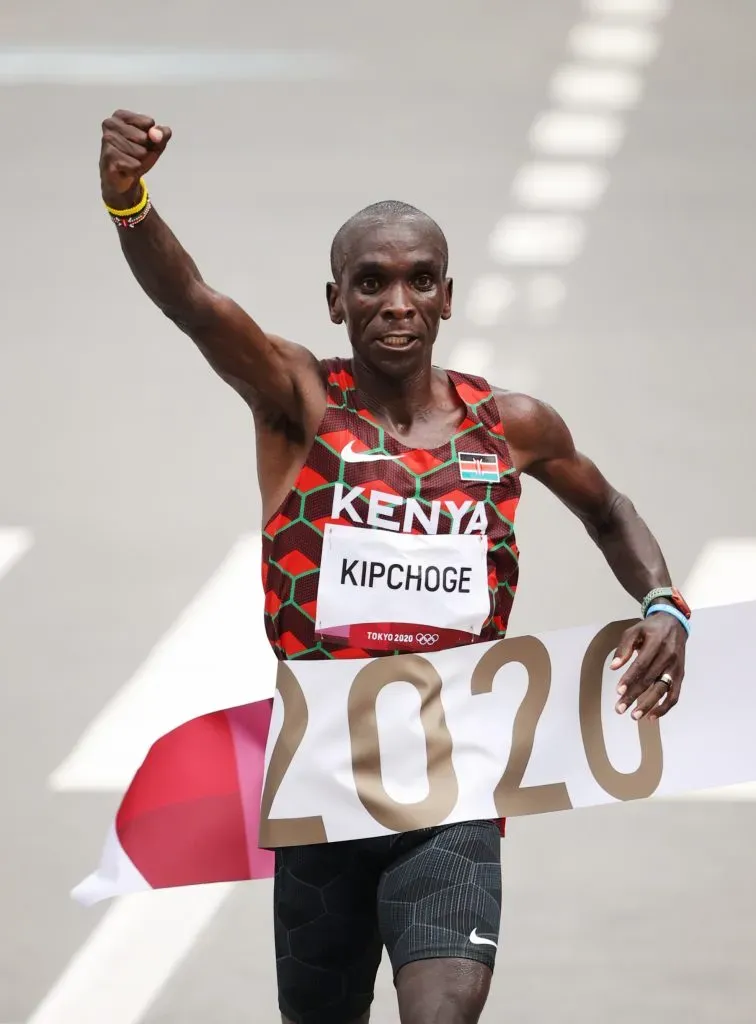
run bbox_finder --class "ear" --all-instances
[441,277,453,321]
[326,281,344,324]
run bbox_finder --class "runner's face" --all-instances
[327,218,452,374]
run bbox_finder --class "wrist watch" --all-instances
[641,586,691,619]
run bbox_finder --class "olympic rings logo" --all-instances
[415,633,440,646]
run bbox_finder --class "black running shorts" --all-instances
[274,820,502,1024]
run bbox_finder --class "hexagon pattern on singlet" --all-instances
[261,358,521,661]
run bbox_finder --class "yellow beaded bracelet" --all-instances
[104,179,149,217]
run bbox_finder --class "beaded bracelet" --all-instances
[104,178,152,229]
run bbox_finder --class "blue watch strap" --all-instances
[645,603,691,636]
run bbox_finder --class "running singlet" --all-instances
[261,358,521,662]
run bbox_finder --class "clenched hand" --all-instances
[100,109,172,207]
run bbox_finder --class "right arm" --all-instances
[99,110,323,428]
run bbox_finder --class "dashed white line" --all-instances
[463,0,671,358]
[489,215,586,266]
[582,0,670,18]
[529,111,627,157]
[0,528,33,580]
[511,162,610,210]
[0,49,351,85]
[550,65,644,108]
[568,23,661,63]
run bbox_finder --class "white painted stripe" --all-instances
[0,528,33,580]
[684,538,756,611]
[529,111,626,158]
[50,534,275,792]
[465,275,516,326]
[511,162,609,210]
[550,65,643,109]
[568,23,660,63]
[26,884,234,1024]
[0,49,349,84]
[33,538,266,1024]
[583,0,670,18]
[489,215,586,266]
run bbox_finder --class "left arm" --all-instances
[498,391,688,720]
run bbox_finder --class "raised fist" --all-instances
[100,110,172,205]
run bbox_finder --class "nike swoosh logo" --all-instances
[341,440,403,464]
[469,928,498,949]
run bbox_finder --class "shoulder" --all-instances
[264,332,321,369]
[249,333,328,436]
[491,387,575,469]
[260,333,331,390]
[266,336,349,385]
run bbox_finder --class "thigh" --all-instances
[377,820,502,978]
[274,841,384,1024]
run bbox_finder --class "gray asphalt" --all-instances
[2,1,756,1021]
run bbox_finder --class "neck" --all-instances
[351,354,438,429]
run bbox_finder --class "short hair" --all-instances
[329,200,449,280]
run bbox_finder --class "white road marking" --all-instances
[464,274,516,326]
[550,65,644,108]
[684,538,756,611]
[582,0,670,18]
[26,885,234,1024]
[0,49,350,85]
[467,0,671,341]
[568,23,660,63]
[50,534,274,792]
[489,214,586,266]
[529,111,626,158]
[511,162,610,210]
[0,528,33,581]
[0,532,33,581]
[34,537,273,1024]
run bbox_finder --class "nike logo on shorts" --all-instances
[341,441,403,464]
[469,928,498,949]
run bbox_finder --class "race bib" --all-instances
[315,523,490,651]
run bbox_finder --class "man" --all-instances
[99,110,689,1024]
